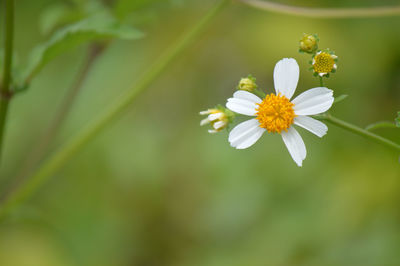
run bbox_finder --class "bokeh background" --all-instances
[1,0,400,265]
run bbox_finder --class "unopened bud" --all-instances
[299,34,318,54]
[238,75,257,92]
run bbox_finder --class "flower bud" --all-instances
[200,107,233,133]
[238,75,257,92]
[299,34,318,54]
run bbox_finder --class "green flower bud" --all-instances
[299,34,318,54]
[238,75,257,92]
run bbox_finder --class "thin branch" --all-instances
[0,0,15,165]
[0,44,105,203]
[316,114,400,151]
[238,0,400,18]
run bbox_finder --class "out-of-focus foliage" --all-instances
[114,0,183,19]
[113,0,184,26]
[39,0,113,35]
[1,0,400,265]
[39,3,86,35]
[19,11,143,89]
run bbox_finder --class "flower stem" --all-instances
[0,0,14,165]
[319,76,324,87]
[0,0,229,219]
[317,113,400,151]
[238,0,400,18]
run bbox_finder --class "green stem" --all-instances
[0,0,229,218]
[253,89,266,99]
[238,0,400,18]
[318,113,400,151]
[0,0,14,165]
[318,75,324,87]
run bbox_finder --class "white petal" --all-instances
[226,98,258,116]
[200,118,210,126]
[235,127,265,149]
[292,87,334,115]
[233,90,262,104]
[213,120,225,130]
[294,116,328,137]
[229,119,265,149]
[229,119,259,142]
[200,110,211,115]
[208,113,223,121]
[273,58,299,99]
[281,127,306,167]
[208,129,218,134]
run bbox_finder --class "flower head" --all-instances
[238,75,257,92]
[299,33,318,54]
[200,107,232,133]
[256,93,296,133]
[312,50,338,77]
[226,58,334,166]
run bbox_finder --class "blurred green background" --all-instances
[1,0,400,265]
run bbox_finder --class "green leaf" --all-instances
[39,3,85,35]
[396,112,400,127]
[21,11,144,85]
[365,121,397,131]
[333,94,348,104]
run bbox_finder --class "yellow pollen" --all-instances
[313,52,335,74]
[256,93,296,133]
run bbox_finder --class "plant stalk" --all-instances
[319,114,400,151]
[319,75,324,87]
[238,0,400,18]
[0,0,15,165]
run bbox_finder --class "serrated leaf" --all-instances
[396,111,400,127]
[333,94,348,104]
[21,11,144,85]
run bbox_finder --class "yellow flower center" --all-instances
[256,93,296,133]
[313,52,335,74]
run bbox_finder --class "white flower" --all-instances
[225,58,334,166]
[200,108,229,133]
